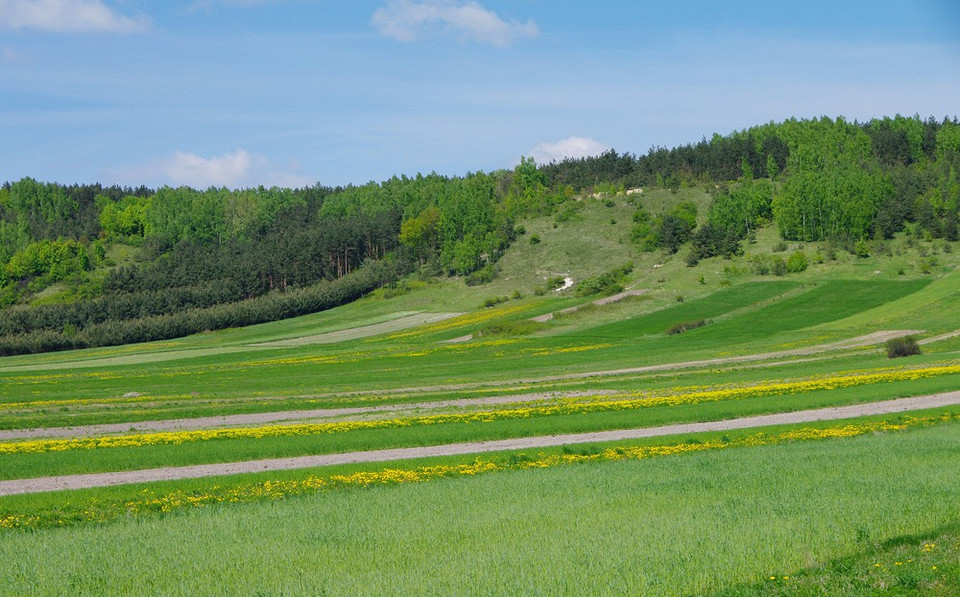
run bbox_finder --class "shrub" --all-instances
[576,262,633,297]
[665,319,706,335]
[855,239,870,258]
[750,256,770,276]
[771,256,788,276]
[465,264,497,286]
[773,240,788,252]
[529,234,541,245]
[482,296,509,308]
[885,336,921,359]
[786,250,808,273]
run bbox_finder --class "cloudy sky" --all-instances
[2,0,959,189]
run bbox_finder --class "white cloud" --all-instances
[109,149,315,189]
[0,0,148,33]
[530,137,609,164]
[372,0,537,47]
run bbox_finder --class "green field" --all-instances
[1,423,957,595]
[1,199,958,595]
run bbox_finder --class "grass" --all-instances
[0,421,956,595]
[712,525,960,596]
[0,196,957,594]
[1,366,957,480]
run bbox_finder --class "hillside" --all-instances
[0,114,958,355]
[1,138,959,593]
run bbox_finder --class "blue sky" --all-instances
[1,0,958,189]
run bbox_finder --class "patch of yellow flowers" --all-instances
[0,413,954,531]
[1,363,957,456]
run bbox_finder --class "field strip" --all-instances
[0,391,601,440]
[247,312,462,347]
[0,346,262,372]
[338,329,931,396]
[531,289,649,323]
[1,392,956,496]
[1,329,939,416]
[0,312,463,373]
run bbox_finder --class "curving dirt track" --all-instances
[0,392,956,496]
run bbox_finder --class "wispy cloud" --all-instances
[530,137,609,164]
[187,0,277,12]
[109,149,314,189]
[1,45,28,64]
[372,0,537,47]
[0,0,149,33]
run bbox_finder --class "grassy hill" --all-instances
[1,120,959,594]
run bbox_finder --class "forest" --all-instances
[0,114,957,355]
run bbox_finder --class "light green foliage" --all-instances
[709,179,774,237]
[4,239,90,282]
[398,206,440,262]
[5,177,77,234]
[504,156,559,217]
[145,186,228,243]
[786,250,808,273]
[774,117,892,241]
[0,220,29,265]
[97,195,149,239]
[935,121,960,162]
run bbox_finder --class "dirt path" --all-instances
[531,289,649,323]
[0,391,601,441]
[2,329,942,440]
[1,392,956,496]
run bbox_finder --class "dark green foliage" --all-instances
[465,264,498,286]
[482,295,510,308]
[885,336,921,359]
[664,319,706,335]
[633,202,698,254]
[688,222,743,262]
[0,260,401,356]
[771,256,788,276]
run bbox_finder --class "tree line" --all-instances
[1,114,958,354]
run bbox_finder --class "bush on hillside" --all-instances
[576,262,633,297]
[665,319,706,335]
[885,336,921,359]
[786,250,808,273]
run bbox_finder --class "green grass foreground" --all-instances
[0,421,956,596]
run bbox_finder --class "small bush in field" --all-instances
[665,319,706,335]
[885,336,921,359]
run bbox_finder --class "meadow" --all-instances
[0,196,958,595]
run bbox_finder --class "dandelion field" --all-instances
[0,228,958,595]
